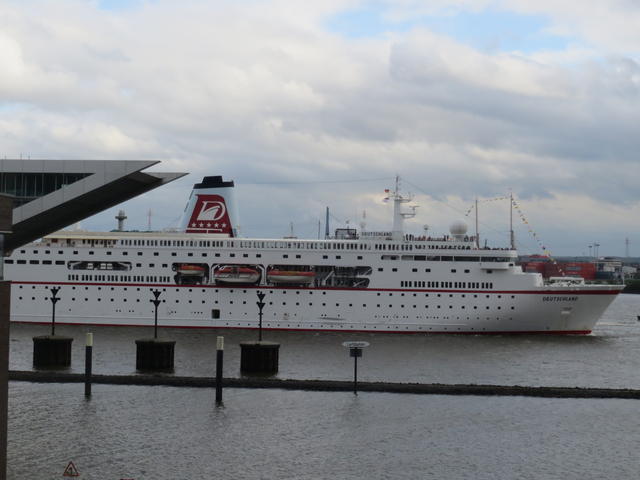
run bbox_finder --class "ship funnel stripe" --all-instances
[179,177,238,236]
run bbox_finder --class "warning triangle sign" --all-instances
[63,461,80,477]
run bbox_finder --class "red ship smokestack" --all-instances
[180,176,238,236]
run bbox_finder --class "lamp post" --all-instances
[49,286,60,336]
[136,288,173,370]
[240,290,279,374]
[150,289,162,339]
[342,341,370,395]
[256,291,266,342]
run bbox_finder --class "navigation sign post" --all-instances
[342,341,370,395]
[150,289,162,339]
[256,291,266,342]
[49,286,61,336]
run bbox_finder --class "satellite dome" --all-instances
[449,220,468,236]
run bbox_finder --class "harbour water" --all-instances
[8,294,640,479]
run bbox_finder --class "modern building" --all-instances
[0,159,186,478]
[0,159,186,251]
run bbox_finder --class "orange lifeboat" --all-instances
[214,266,260,285]
[267,270,315,284]
[177,264,206,276]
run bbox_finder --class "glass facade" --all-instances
[0,172,91,206]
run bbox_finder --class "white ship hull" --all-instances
[6,241,622,334]
[4,175,624,334]
[9,282,620,334]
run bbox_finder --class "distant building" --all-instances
[595,258,623,281]
[519,255,596,280]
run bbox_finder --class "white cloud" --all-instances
[0,0,638,255]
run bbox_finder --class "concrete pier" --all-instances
[8,370,640,400]
[32,336,73,368]
[135,339,175,371]
[240,341,280,374]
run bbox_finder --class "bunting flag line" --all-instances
[464,196,510,217]
[464,194,563,274]
[511,198,564,275]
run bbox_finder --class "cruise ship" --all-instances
[4,176,623,334]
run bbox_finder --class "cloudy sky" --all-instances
[1,0,639,256]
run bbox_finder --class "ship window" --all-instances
[42,260,52,265]
[212,309,220,319]
[17,260,26,264]
[4,259,12,264]
[451,269,456,273]
[425,268,431,272]
[392,268,397,272]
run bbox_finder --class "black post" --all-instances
[348,346,363,395]
[151,289,162,339]
[256,291,266,342]
[49,286,60,336]
[353,351,358,395]
[85,333,92,398]
[215,336,224,406]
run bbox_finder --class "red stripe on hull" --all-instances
[11,321,591,335]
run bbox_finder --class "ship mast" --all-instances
[325,207,330,239]
[475,197,479,249]
[388,176,417,240]
[509,190,515,250]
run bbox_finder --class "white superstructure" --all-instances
[4,176,623,334]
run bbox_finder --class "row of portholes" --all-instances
[217,321,494,332]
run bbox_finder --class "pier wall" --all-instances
[9,370,640,400]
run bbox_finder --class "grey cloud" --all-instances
[1,1,638,255]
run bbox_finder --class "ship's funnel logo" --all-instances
[185,194,233,235]
[196,200,226,222]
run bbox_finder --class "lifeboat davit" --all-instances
[177,264,206,276]
[214,266,260,285]
[267,270,315,284]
